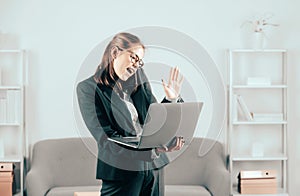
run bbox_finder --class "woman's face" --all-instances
[113,45,145,81]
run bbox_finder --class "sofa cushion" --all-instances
[163,137,229,196]
[46,186,101,196]
[165,185,211,196]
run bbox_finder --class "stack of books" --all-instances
[252,113,283,122]
[0,162,14,196]
[238,170,277,194]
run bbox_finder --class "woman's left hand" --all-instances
[155,136,185,153]
[162,66,184,100]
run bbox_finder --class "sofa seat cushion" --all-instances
[46,186,101,196]
[165,185,211,196]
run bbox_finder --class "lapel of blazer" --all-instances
[131,85,150,125]
[96,84,137,136]
[130,69,157,125]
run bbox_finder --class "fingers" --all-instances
[168,136,185,152]
[163,66,184,100]
[171,66,184,85]
[170,66,180,82]
[174,67,179,81]
[176,136,185,150]
[169,66,180,84]
[174,136,181,150]
[156,145,168,153]
[169,67,182,85]
[161,79,167,88]
[178,73,184,86]
[168,67,174,86]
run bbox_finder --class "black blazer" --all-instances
[77,68,182,180]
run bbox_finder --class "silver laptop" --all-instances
[108,102,203,149]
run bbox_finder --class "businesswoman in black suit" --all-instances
[77,32,185,196]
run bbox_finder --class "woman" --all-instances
[77,32,184,196]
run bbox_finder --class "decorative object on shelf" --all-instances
[247,76,271,86]
[236,94,253,121]
[241,13,279,49]
[0,96,7,123]
[0,162,14,196]
[252,113,284,122]
[252,32,264,49]
[252,142,264,157]
[0,138,4,158]
[238,170,277,194]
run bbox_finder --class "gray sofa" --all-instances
[26,137,229,196]
[164,137,230,196]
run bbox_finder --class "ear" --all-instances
[111,46,119,59]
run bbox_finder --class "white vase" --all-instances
[252,32,265,49]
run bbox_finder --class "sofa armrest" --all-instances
[26,168,52,196]
[204,167,230,196]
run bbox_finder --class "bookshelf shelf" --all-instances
[232,187,288,196]
[0,122,21,126]
[233,85,288,89]
[0,155,22,163]
[0,49,23,53]
[230,49,287,53]
[0,86,22,90]
[233,121,287,125]
[232,154,288,161]
[227,49,288,196]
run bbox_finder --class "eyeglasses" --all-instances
[116,46,144,69]
[128,52,144,69]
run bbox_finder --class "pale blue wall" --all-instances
[0,0,299,195]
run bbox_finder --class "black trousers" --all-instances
[100,170,160,196]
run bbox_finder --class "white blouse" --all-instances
[123,92,143,137]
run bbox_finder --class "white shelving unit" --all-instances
[227,49,288,196]
[0,49,27,196]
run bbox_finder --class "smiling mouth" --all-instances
[126,67,137,75]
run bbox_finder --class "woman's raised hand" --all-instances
[161,66,184,100]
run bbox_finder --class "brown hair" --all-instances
[94,32,145,89]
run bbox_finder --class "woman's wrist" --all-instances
[165,95,180,103]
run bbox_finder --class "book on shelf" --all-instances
[252,113,284,122]
[0,138,4,158]
[0,98,6,123]
[239,186,277,194]
[0,162,13,172]
[0,172,12,177]
[247,77,271,86]
[239,170,277,179]
[238,170,277,194]
[252,142,264,157]
[0,169,14,196]
[235,94,253,121]
[6,90,20,124]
